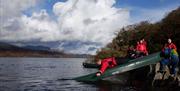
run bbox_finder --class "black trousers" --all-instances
[115,57,128,65]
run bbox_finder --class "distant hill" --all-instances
[22,45,51,51]
[0,42,27,51]
[0,42,91,58]
[0,42,50,52]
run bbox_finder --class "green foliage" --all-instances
[96,7,180,58]
[96,50,125,60]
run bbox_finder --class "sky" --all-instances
[0,0,179,54]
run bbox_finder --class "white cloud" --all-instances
[68,44,100,54]
[0,0,37,27]
[0,0,130,54]
[53,0,130,45]
[1,10,60,42]
[57,41,101,54]
[0,0,39,41]
[53,0,130,54]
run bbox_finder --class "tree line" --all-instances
[96,7,180,59]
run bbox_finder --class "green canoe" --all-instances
[82,57,131,68]
[73,52,162,82]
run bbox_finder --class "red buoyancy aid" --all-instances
[167,43,177,50]
[136,43,148,54]
[99,57,117,74]
[143,41,147,46]
[162,43,177,52]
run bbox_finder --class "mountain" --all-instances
[0,42,25,51]
[0,42,91,57]
[0,42,60,57]
[22,45,51,51]
[0,42,51,51]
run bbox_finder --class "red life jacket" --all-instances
[143,41,147,46]
[136,43,148,54]
[99,57,117,74]
[167,43,177,50]
[162,43,177,52]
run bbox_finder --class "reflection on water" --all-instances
[0,58,136,91]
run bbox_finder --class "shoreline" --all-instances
[0,56,87,58]
[0,51,91,58]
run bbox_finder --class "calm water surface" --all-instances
[0,58,136,91]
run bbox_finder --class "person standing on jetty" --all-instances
[162,38,177,51]
[159,38,179,76]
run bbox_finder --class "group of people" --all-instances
[127,39,148,59]
[96,38,148,76]
[95,38,179,77]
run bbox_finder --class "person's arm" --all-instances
[96,57,117,76]
[144,47,148,55]
[100,60,109,74]
[136,45,139,51]
[162,43,168,52]
[96,59,109,76]
[172,43,177,50]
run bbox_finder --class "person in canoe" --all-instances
[126,39,148,59]
[127,45,137,59]
[135,39,148,57]
[96,56,127,76]
[96,39,149,76]
[142,38,147,46]
[159,39,179,76]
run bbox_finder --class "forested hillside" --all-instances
[96,7,180,59]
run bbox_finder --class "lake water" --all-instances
[0,58,137,91]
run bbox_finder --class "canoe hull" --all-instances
[74,52,161,82]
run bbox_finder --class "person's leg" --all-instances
[159,58,169,72]
[130,50,137,59]
[135,51,140,58]
[170,55,179,75]
[96,57,117,76]
[115,57,127,65]
[139,52,144,57]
